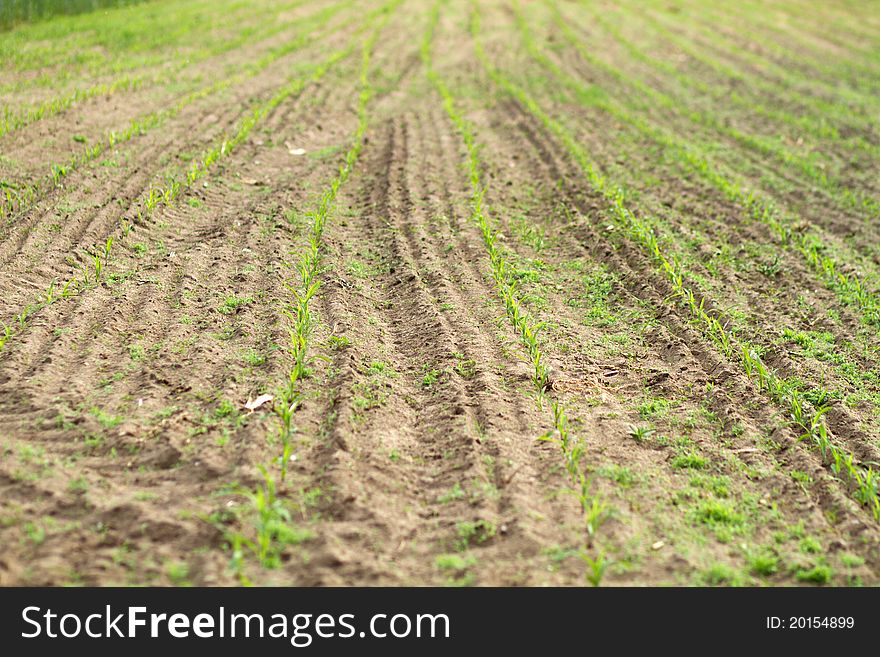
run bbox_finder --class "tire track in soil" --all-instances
[0,66,361,586]
[287,111,586,585]
[410,104,591,577]
[472,91,880,576]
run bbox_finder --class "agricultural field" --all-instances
[0,0,879,588]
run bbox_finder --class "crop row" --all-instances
[228,4,395,575]
[426,0,608,584]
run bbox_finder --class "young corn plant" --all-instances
[229,466,294,570]
[227,10,396,575]
[425,1,608,573]
[0,324,11,351]
[580,550,608,587]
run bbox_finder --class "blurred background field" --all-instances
[1,0,150,30]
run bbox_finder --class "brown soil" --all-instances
[1,0,878,587]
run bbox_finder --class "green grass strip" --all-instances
[0,0,152,31]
